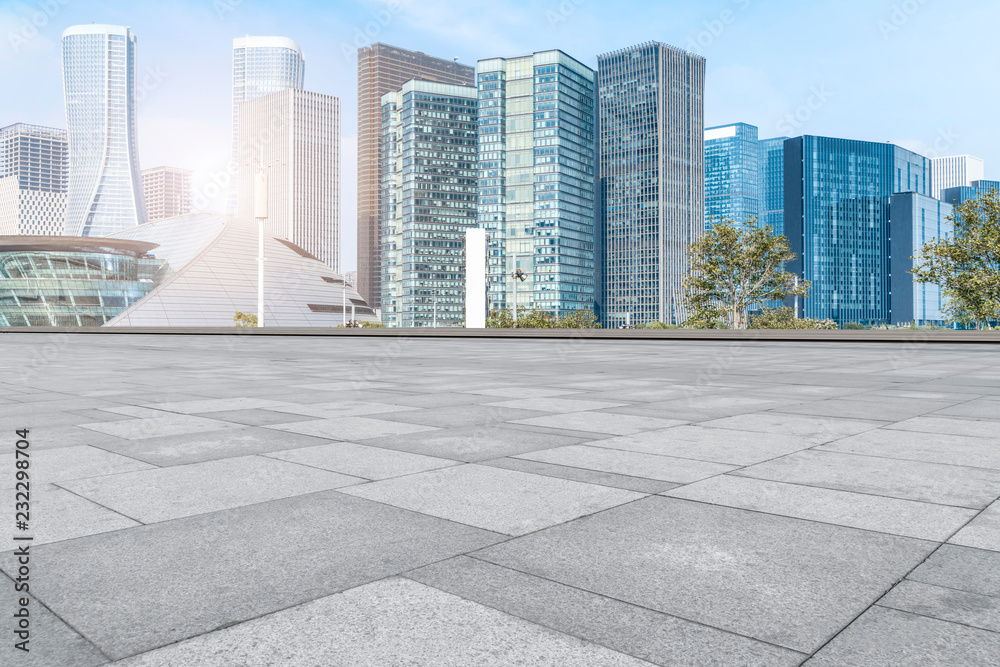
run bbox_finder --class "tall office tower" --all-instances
[599,42,705,327]
[237,89,340,271]
[62,25,146,237]
[758,136,788,237]
[380,81,478,327]
[940,179,1000,206]
[478,50,597,318]
[704,123,759,228]
[784,136,929,326]
[0,123,68,235]
[142,167,192,222]
[889,192,954,326]
[228,36,306,216]
[357,44,474,308]
[929,155,984,200]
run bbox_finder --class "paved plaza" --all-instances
[2,333,1000,665]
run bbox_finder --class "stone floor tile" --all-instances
[816,428,1000,470]
[266,416,438,441]
[79,414,240,440]
[515,444,737,483]
[375,403,549,428]
[2,483,139,547]
[265,441,459,480]
[361,424,592,462]
[0,445,153,491]
[486,397,628,412]
[512,411,687,436]
[480,457,679,494]
[887,415,999,439]
[700,412,884,441]
[879,580,1000,633]
[949,500,1000,552]
[908,545,1000,597]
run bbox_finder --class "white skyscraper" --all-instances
[237,89,339,271]
[61,25,146,237]
[0,123,68,236]
[930,155,985,200]
[228,36,305,216]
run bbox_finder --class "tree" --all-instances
[233,311,257,327]
[486,307,600,329]
[683,218,809,329]
[749,307,837,330]
[911,189,1000,329]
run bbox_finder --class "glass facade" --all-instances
[784,136,930,326]
[0,239,165,327]
[599,42,705,327]
[62,25,146,237]
[477,50,597,318]
[380,81,478,327]
[704,123,759,228]
[0,123,69,236]
[228,36,306,216]
[940,179,1000,206]
[889,192,953,326]
[758,136,788,237]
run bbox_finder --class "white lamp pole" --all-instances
[253,168,268,328]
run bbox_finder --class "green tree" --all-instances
[911,189,1000,329]
[749,307,837,330]
[486,307,600,329]
[683,218,809,329]
[233,311,257,327]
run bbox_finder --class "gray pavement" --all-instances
[1,333,999,665]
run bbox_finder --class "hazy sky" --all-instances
[2,0,997,271]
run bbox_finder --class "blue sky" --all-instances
[1,0,997,271]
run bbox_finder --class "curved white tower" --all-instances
[62,24,146,237]
[227,36,305,216]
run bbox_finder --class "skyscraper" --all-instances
[0,123,68,236]
[758,136,788,237]
[704,123,759,228]
[784,135,929,326]
[228,36,306,216]
[599,42,705,327]
[357,43,475,308]
[62,24,146,237]
[237,89,340,271]
[380,81,478,327]
[477,50,597,318]
[142,167,192,222]
[929,155,984,200]
[889,192,953,326]
[940,180,1000,206]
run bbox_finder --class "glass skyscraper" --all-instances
[0,123,68,236]
[61,25,146,237]
[784,136,930,326]
[228,36,306,216]
[941,179,1000,206]
[758,136,788,237]
[477,50,597,317]
[599,42,705,327]
[380,81,478,327]
[889,192,953,326]
[704,123,759,228]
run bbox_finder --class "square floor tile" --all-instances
[266,416,438,441]
[486,397,627,412]
[79,414,240,440]
[2,483,139,547]
[268,401,419,419]
[887,416,999,439]
[879,580,1000,634]
[265,442,459,480]
[475,496,934,653]
[360,424,593,462]
[817,428,1000,470]
[340,464,643,536]
[908,544,1000,597]
[512,411,686,436]
[0,445,153,491]
[144,397,294,414]
[515,445,736,483]
[949,500,1000,552]
[700,412,884,442]
[375,404,549,429]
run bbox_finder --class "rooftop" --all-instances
[2,335,998,665]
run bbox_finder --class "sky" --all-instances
[1,0,997,272]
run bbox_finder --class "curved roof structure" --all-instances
[0,236,157,257]
[105,213,374,327]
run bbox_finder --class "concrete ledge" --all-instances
[2,326,999,344]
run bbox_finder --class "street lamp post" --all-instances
[250,153,283,328]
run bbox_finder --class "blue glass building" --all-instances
[477,50,597,318]
[758,136,788,237]
[784,136,930,326]
[889,192,953,326]
[704,123,759,228]
[940,180,1000,206]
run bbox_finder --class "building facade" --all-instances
[357,43,475,308]
[758,136,788,237]
[380,81,478,328]
[228,36,305,216]
[477,50,597,318]
[929,155,984,200]
[0,123,68,235]
[599,42,705,327]
[889,192,953,326]
[61,24,146,237]
[142,167,192,222]
[704,123,759,228]
[237,89,340,271]
[940,179,1000,206]
[784,136,930,326]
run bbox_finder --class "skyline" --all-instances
[1,0,997,272]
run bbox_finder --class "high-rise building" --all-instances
[0,123,68,235]
[380,80,478,328]
[758,136,788,237]
[62,24,146,237]
[357,43,474,308]
[889,192,953,326]
[142,167,192,222]
[478,50,597,318]
[784,135,930,326]
[704,123,759,228]
[237,89,340,271]
[599,42,705,327]
[228,36,306,216]
[929,155,984,200]
[940,179,1000,206]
